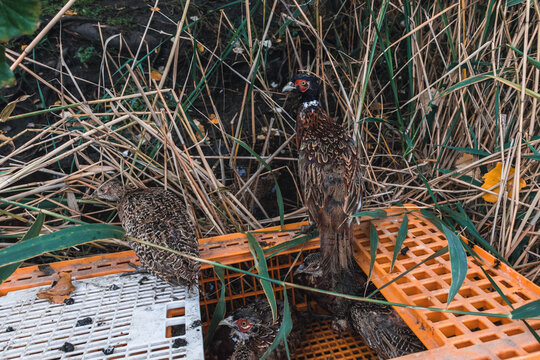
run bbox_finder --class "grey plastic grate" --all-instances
[0,272,203,359]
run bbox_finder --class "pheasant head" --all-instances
[283,74,320,104]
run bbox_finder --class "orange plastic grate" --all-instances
[2,207,539,359]
[352,206,540,359]
[296,320,377,360]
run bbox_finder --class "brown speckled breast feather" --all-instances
[349,302,426,359]
[297,104,363,272]
[117,188,200,287]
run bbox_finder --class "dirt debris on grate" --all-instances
[0,272,203,359]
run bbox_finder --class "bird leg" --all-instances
[300,221,316,235]
[121,262,150,276]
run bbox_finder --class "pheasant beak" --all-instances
[293,263,306,275]
[282,82,296,92]
[218,316,234,327]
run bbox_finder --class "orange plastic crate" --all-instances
[1,207,539,359]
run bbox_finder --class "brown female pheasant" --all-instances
[283,74,363,276]
[295,252,426,359]
[95,179,200,287]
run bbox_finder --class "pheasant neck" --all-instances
[301,99,320,108]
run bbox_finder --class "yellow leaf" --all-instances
[481,162,527,203]
[21,45,27,51]
[209,113,219,124]
[36,272,75,304]
[150,70,162,81]
[193,119,205,141]
[65,10,77,15]
[196,42,205,53]
[151,6,160,11]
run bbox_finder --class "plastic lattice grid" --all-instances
[353,207,540,359]
[2,208,539,359]
[296,320,377,360]
[0,271,203,359]
[197,224,379,360]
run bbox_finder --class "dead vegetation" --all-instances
[0,1,538,280]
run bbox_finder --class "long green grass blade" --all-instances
[247,232,278,322]
[443,204,508,265]
[440,72,494,97]
[126,236,515,319]
[507,45,540,70]
[204,265,226,348]
[352,210,388,219]
[422,210,468,304]
[264,232,317,258]
[510,300,540,320]
[488,75,540,99]
[0,213,44,283]
[390,214,408,273]
[368,222,379,282]
[261,287,292,360]
[0,224,125,267]
[438,145,491,156]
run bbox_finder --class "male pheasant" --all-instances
[211,298,301,360]
[283,74,363,276]
[95,179,200,287]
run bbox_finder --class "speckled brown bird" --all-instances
[294,252,367,334]
[283,74,363,275]
[95,179,200,287]
[349,302,426,359]
[295,252,426,359]
[211,298,301,360]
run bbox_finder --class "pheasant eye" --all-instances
[234,318,253,332]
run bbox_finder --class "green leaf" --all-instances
[390,214,408,273]
[261,288,292,360]
[438,145,491,156]
[0,0,41,41]
[352,210,388,219]
[440,72,494,97]
[524,139,540,161]
[510,299,540,320]
[442,204,508,265]
[488,75,540,99]
[422,210,468,304]
[204,265,226,348]
[506,0,526,6]
[442,225,468,304]
[264,232,317,258]
[0,224,125,267]
[247,232,278,322]
[368,222,379,282]
[0,46,14,87]
[0,212,44,283]
[507,45,540,70]
[229,136,284,228]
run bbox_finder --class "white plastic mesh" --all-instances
[0,272,203,359]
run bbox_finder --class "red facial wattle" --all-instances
[233,318,254,333]
[294,79,309,93]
